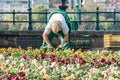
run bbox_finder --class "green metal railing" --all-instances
[0,7,120,30]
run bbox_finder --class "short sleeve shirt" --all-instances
[44,13,69,35]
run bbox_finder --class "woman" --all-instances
[41,7,71,51]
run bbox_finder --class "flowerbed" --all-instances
[0,47,120,80]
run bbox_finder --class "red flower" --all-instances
[9,75,19,80]
[22,54,27,59]
[56,59,61,62]
[35,55,40,60]
[51,58,55,62]
[7,75,11,80]
[50,53,55,58]
[77,57,83,63]
[7,52,12,56]
[94,61,99,67]
[57,59,67,64]
[22,78,27,80]
[79,59,86,65]
[107,60,111,65]
[41,53,47,59]
[112,58,118,64]
[18,71,25,77]
[91,58,97,63]
[72,54,78,58]
[60,59,66,63]
[0,74,8,79]
[66,58,71,62]
[11,75,19,80]
[65,58,71,64]
[101,58,106,64]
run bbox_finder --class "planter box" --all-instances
[70,35,92,50]
[104,34,120,48]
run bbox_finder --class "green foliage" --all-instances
[32,4,46,21]
[4,14,27,30]
[32,4,46,30]
[80,1,120,30]
[4,4,46,31]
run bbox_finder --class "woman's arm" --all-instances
[42,32,53,48]
[61,33,69,46]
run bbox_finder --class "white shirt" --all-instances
[44,13,69,34]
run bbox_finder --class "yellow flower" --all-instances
[61,71,68,77]
[94,54,99,57]
[87,50,93,55]
[40,68,46,75]
[34,49,39,53]
[55,63,59,67]
[1,68,5,73]
[27,46,32,50]
[102,69,111,78]
[66,76,73,80]
[82,55,86,59]
[18,46,23,51]
[115,71,120,78]
[59,50,64,54]
[7,47,13,51]
[108,53,112,58]
[65,48,75,55]
[99,52,104,57]
[43,74,49,80]
[98,78,103,80]
[78,48,82,52]
[20,63,26,70]
[1,62,6,67]
[0,48,6,52]
[75,48,82,54]
[4,69,9,74]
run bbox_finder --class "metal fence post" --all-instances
[28,0,32,30]
[45,9,48,24]
[96,7,100,30]
[13,10,15,25]
[114,9,116,24]
[75,0,80,26]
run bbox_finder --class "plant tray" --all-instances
[104,34,120,48]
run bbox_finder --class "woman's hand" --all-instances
[47,44,53,48]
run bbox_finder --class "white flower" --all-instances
[31,59,37,65]
[67,64,73,70]
[51,62,56,68]
[40,68,46,74]
[71,74,75,79]
[61,66,66,71]
[89,68,99,74]
[76,63,80,69]
[6,60,10,64]
[108,76,115,80]
[0,54,4,60]
[12,60,16,65]
[20,63,25,69]
[110,65,118,74]
[42,61,48,66]
[38,65,43,69]
[97,50,100,54]
[20,58,25,62]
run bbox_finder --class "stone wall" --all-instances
[0,30,120,50]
